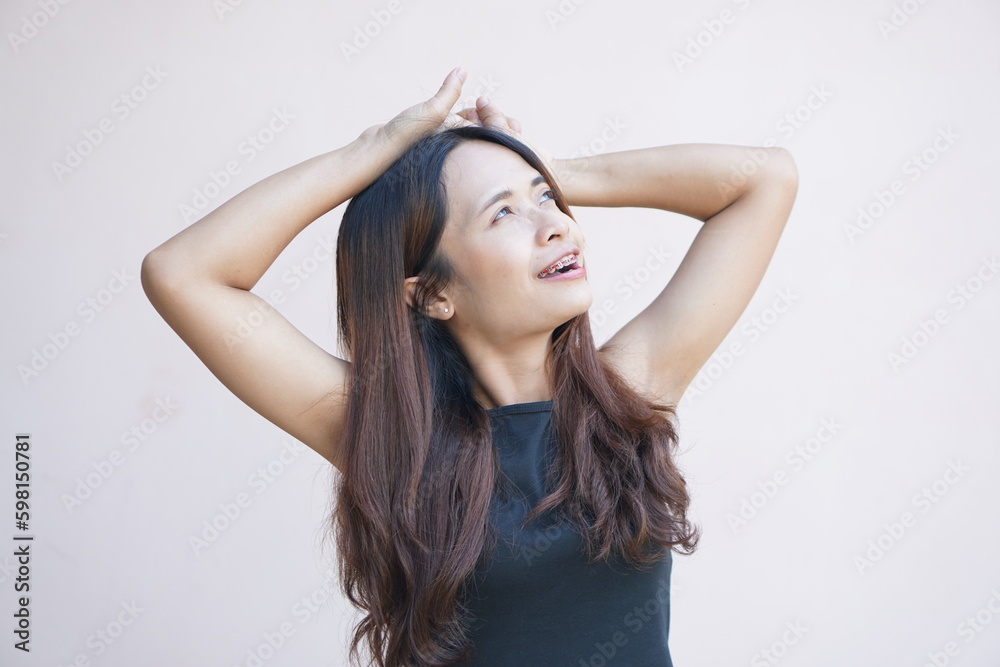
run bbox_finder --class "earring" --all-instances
[443,307,449,313]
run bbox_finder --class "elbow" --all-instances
[140,247,181,307]
[140,250,164,307]
[766,147,799,195]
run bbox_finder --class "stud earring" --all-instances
[443,307,449,313]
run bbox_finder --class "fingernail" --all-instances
[455,67,467,81]
[479,96,489,106]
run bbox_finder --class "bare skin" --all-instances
[141,67,798,473]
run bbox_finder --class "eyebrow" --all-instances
[476,174,549,219]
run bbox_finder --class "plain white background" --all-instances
[2,0,999,665]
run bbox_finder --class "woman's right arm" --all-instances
[141,67,470,472]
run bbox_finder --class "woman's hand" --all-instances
[457,97,560,181]
[359,67,478,161]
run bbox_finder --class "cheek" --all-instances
[462,244,526,297]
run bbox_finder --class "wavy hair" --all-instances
[328,124,699,666]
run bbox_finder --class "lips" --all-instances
[537,250,582,279]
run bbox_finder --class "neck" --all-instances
[454,328,556,411]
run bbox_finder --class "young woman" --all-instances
[142,67,798,665]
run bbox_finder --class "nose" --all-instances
[534,207,573,244]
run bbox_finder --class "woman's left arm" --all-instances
[552,143,799,405]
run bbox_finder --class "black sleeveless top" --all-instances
[458,400,673,666]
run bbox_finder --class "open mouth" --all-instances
[537,253,582,279]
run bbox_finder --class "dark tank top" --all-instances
[459,400,674,666]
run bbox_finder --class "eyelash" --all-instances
[493,189,558,222]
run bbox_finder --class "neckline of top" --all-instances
[485,400,553,417]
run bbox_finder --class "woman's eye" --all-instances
[493,190,557,222]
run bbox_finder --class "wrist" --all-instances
[551,157,594,207]
[339,128,409,194]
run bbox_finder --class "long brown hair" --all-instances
[329,125,699,666]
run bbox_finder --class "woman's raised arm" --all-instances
[141,68,471,471]
[553,143,799,406]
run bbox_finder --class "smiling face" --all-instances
[430,139,592,343]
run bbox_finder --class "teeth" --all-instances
[538,253,577,278]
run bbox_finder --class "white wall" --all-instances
[2,0,998,665]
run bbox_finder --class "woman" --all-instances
[142,67,798,665]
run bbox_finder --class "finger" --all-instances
[456,108,479,123]
[508,117,522,135]
[451,113,477,128]
[456,107,482,125]
[430,67,467,114]
[475,96,512,131]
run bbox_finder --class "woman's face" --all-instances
[431,139,592,342]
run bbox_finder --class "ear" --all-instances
[404,276,453,319]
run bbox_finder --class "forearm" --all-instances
[144,129,397,290]
[552,143,792,222]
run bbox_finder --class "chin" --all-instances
[556,289,594,324]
